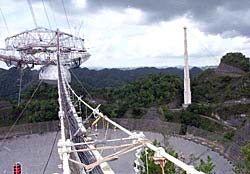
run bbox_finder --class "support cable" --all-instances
[27,0,38,28]
[65,80,136,136]
[0,8,10,34]
[0,80,42,149]
[17,67,23,106]
[42,131,59,174]
[188,28,219,64]
[145,148,149,174]
[66,79,205,174]
[69,69,93,100]
[48,0,58,27]
[69,143,136,153]
[100,121,109,155]
[61,0,72,33]
[42,0,52,29]
[104,121,109,140]
[69,143,144,172]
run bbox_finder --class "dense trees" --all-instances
[0,67,202,100]
[0,67,38,99]
[7,83,59,124]
[196,156,216,174]
[1,72,183,123]
[98,74,182,117]
[192,71,250,103]
[71,67,202,89]
[192,52,250,103]
[221,52,250,72]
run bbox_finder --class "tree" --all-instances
[135,140,215,174]
[195,156,215,174]
[135,140,177,174]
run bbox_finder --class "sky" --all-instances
[0,0,250,68]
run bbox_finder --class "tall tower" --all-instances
[183,27,191,107]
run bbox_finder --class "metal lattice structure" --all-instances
[0,27,90,68]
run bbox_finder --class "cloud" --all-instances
[79,10,250,68]
[33,0,250,37]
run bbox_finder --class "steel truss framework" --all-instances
[0,27,90,68]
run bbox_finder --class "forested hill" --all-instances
[0,66,203,100]
[70,67,203,89]
[220,52,250,72]
[192,52,250,103]
[0,68,38,99]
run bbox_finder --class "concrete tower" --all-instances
[183,27,191,107]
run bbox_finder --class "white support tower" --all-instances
[183,27,191,107]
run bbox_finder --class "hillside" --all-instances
[192,70,250,103]
[70,66,202,89]
[0,66,203,99]
[192,52,250,103]
[95,73,183,118]
[0,68,38,100]
[220,52,250,72]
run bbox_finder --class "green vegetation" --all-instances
[136,140,215,174]
[223,132,235,141]
[97,73,182,117]
[180,110,223,132]
[0,72,183,124]
[192,71,250,103]
[221,52,250,72]
[159,106,174,122]
[190,53,250,121]
[0,67,203,100]
[3,83,59,125]
[0,67,38,100]
[187,103,214,116]
[71,67,202,89]
[195,156,216,174]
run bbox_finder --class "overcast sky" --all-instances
[0,0,250,68]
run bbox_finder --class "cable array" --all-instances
[61,0,72,33]
[27,0,38,28]
[0,8,10,34]
[188,28,220,64]
[42,0,52,29]
[69,69,93,100]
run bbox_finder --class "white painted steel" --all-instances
[183,27,192,106]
